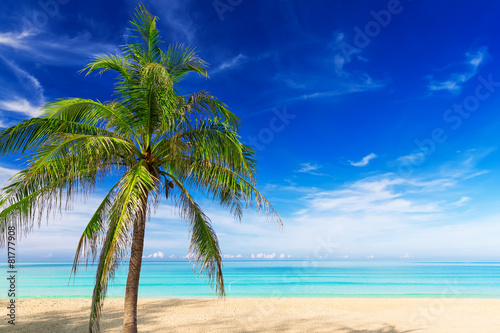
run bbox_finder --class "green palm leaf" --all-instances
[0,4,281,333]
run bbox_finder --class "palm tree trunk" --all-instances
[123,196,148,333]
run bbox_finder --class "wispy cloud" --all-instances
[296,72,387,101]
[0,119,13,128]
[307,175,445,214]
[271,31,387,105]
[212,53,248,74]
[0,31,33,50]
[397,152,425,165]
[449,196,471,207]
[332,32,363,75]
[0,165,19,185]
[144,0,197,43]
[4,59,44,95]
[427,47,489,93]
[296,163,324,176]
[0,57,45,117]
[350,153,377,167]
[0,29,119,65]
[0,99,42,118]
[463,170,489,180]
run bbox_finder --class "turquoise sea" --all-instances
[1,261,500,298]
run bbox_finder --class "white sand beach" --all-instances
[6,298,500,332]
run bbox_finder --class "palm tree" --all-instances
[0,5,281,333]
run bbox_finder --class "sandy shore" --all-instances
[4,298,500,332]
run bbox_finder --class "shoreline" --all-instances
[4,294,500,299]
[5,298,500,332]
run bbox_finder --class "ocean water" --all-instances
[1,261,500,298]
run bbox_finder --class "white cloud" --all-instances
[0,99,42,118]
[271,31,387,105]
[397,152,426,165]
[0,29,119,66]
[0,165,19,177]
[463,170,489,180]
[297,163,324,176]
[449,196,471,207]
[0,119,13,128]
[307,175,448,214]
[0,57,45,117]
[144,251,165,259]
[213,54,247,73]
[145,0,197,43]
[0,31,33,50]
[293,209,308,215]
[350,153,377,167]
[0,165,20,187]
[334,54,346,75]
[2,148,497,262]
[468,49,487,68]
[296,74,387,101]
[427,47,488,93]
[254,252,276,259]
[249,252,279,259]
[3,58,43,93]
[332,32,362,74]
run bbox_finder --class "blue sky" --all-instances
[1,0,500,261]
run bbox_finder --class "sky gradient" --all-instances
[1,0,500,261]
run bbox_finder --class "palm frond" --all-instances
[125,3,163,64]
[81,54,133,82]
[177,92,240,130]
[176,119,256,176]
[89,160,156,332]
[0,5,282,333]
[41,98,137,141]
[0,161,103,244]
[71,184,118,279]
[165,172,224,296]
[0,116,117,156]
[163,43,208,82]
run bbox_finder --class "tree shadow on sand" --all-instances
[13,299,219,332]
[338,326,420,333]
[12,300,424,333]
